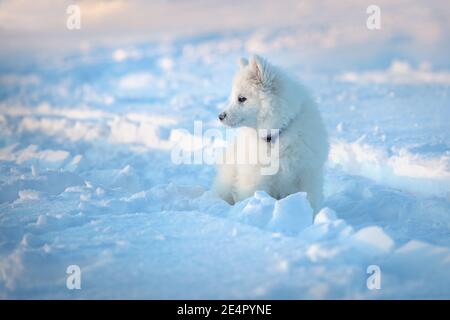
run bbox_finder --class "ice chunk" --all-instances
[267,192,313,235]
[314,207,337,224]
[240,191,276,227]
[229,191,275,227]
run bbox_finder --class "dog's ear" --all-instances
[249,54,275,89]
[238,57,248,68]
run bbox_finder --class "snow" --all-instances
[268,193,313,235]
[230,191,275,228]
[329,140,450,197]
[314,208,337,224]
[0,0,450,299]
[338,60,450,85]
[351,226,395,253]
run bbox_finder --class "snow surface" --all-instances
[0,0,450,299]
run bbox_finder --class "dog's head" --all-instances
[219,55,281,130]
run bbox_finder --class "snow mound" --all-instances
[314,207,338,224]
[230,191,313,235]
[329,140,450,198]
[267,192,313,235]
[230,191,275,228]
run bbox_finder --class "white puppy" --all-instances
[214,55,329,212]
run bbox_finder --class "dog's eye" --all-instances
[238,96,247,103]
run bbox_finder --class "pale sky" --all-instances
[0,0,449,64]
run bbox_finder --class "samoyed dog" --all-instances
[213,55,329,212]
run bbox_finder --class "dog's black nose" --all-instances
[218,112,227,121]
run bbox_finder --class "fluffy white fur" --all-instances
[213,55,329,212]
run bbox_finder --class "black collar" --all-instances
[262,119,292,143]
[263,129,281,143]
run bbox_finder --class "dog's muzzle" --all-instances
[218,112,227,121]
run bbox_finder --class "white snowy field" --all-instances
[0,0,450,299]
